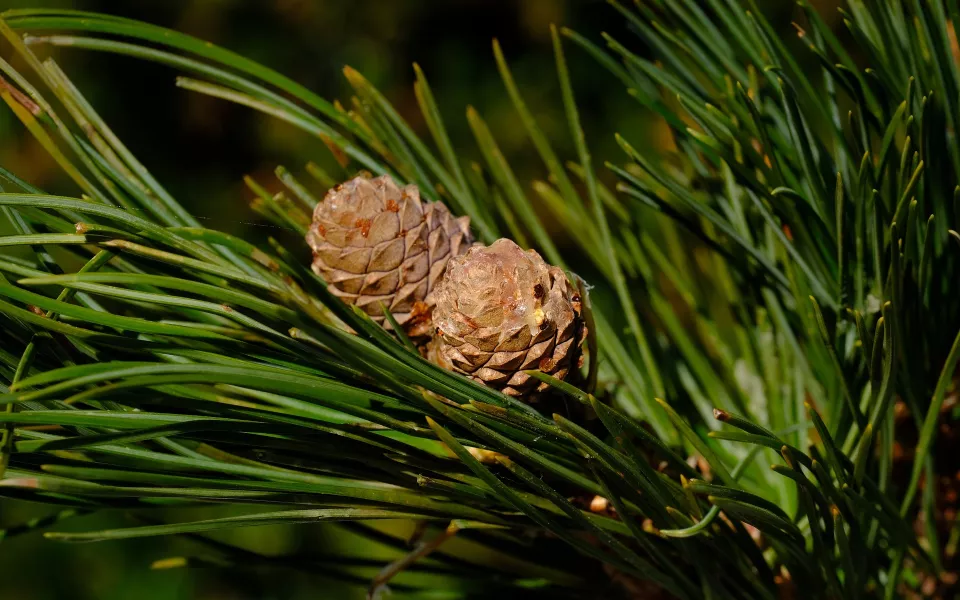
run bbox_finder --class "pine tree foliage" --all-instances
[0,2,958,598]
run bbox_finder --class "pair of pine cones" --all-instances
[306,175,584,399]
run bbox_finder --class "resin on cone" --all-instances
[432,238,584,397]
[306,175,473,338]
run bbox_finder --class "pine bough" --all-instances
[1,2,959,598]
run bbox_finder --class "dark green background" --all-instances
[0,1,825,598]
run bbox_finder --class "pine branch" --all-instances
[2,2,959,597]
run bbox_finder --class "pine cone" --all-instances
[306,175,473,338]
[431,238,585,398]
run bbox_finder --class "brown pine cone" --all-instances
[431,238,585,398]
[306,175,473,338]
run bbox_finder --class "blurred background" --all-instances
[0,1,834,598]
